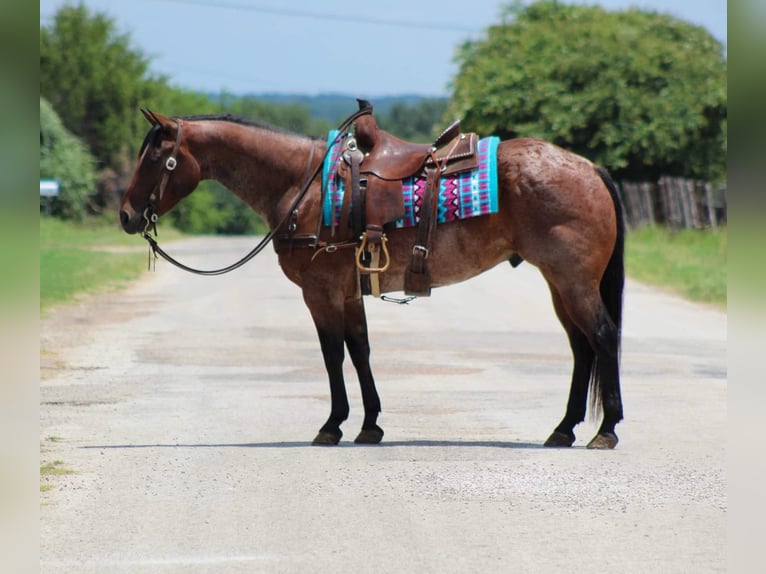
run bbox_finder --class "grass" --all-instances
[40,216,183,313]
[40,460,75,477]
[40,460,77,493]
[625,225,726,307]
[40,436,76,493]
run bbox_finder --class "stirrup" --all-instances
[355,231,390,274]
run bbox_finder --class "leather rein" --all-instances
[140,107,372,276]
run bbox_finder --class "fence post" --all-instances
[641,182,655,226]
[704,182,718,228]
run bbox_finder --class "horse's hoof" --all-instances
[544,431,575,447]
[312,430,342,446]
[354,426,384,445]
[586,432,618,449]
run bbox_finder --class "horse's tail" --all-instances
[590,165,625,418]
[596,165,625,334]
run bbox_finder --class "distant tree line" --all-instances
[41,1,725,233]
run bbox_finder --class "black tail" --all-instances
[596,165,625,335]
[589,166,625,418]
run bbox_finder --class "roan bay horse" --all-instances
[119,108,625,449]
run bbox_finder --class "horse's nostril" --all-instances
[119,209,132,230]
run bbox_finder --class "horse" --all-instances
[119,108,625,449]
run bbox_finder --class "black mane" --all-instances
[177,113,315,140]
[137,112,319,156]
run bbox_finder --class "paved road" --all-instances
[40,236,727,573]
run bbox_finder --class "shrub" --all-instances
[40,98,97,220]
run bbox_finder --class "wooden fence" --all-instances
[618,178,727,229]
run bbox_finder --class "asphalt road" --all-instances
[40,236,727,573]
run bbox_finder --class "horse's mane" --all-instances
[137,112,318,156]
[177,113,318,141]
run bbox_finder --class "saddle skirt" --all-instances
[322,130,500,230]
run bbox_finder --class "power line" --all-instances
[155,0,479,33]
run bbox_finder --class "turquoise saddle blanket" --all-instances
[321,130,499,228]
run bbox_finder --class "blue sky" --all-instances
[39,0,727,97]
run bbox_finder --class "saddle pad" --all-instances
[321,130,499,229]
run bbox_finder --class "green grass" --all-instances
[40,216,183,313]
[40,460,75,476]
[625,225,726,307]
[40,437,76,493]
[40,460,76,493]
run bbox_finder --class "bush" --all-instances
[39,98,97,220]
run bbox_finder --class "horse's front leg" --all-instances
[304,291,349,446]
[344,297,384,444]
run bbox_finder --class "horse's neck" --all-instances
[189,121,320,227]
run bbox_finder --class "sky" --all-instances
[39,0,727,97]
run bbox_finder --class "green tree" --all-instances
[379,99,449,142]
[448,1,727,182]
[39,97,97,220]
[165,181,267,235]
[141,82,220,121]
[40,4,160,172]
[220,96,333,138]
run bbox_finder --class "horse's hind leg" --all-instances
[343,297,384,444]
[545,282,623,449]
[544,288,594,447]
[587,310,622,449]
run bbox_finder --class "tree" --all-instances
[40,97,97,220]
[142,82,221,121]
[220,96,333,138]
[40,4,159,173]
[448,1,727,182]
[379,99,449,142]
[165,181,268,235]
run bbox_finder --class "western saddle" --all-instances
[335,99,479,297]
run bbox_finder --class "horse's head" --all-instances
[119,110,201,234]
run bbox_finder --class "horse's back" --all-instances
[498,138,616,228]
[499,137,600,188]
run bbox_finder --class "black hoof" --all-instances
[354,426,384,444]
[586,432,618,449]
[312,430,342,446]
[544,430,575,447]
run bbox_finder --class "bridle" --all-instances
[138,105,374,276]
[142,119,184,236]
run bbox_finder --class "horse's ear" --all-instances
[141,108,157,125]
[140,109,175,130]
[147,111,175,131]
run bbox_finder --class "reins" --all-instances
[141,106,373,275]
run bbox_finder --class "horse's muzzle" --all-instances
[119,207,142,234]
